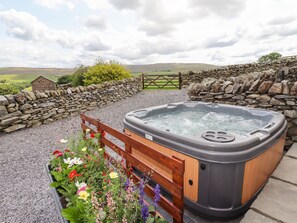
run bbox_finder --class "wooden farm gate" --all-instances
[81,114,185,223]
[142,73,182,89]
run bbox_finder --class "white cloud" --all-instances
[85,15,107,30]
[0,0,297,67]
[0,9,109,50]
[109,0,141,10]
[34,0,75,10]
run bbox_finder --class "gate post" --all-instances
[142,73,145,89]
[178,72,182,89]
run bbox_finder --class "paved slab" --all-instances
[251,178,297,223]
[285,143,297,159]
[272,156,297,185]
[240,210,277,223]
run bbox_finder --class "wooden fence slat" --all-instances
[99,122,184,174]
[81,114,184,223]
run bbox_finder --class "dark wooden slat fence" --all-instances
[142,73,182,89]
[81,114,185,223]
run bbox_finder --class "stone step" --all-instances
[241,210,277,223]
[272,156,297,185]
[251,178,297,223]
[285,142,297,159]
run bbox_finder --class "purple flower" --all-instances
[141,203,149,222]
[139,179,145,205]
[124,178,130,191]
[153,184,161,208]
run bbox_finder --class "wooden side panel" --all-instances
[241,134,286,204]
[125,129,199,202]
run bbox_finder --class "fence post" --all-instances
[178,72,182,89]
[172,156,185,223]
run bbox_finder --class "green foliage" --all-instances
[83,60,131,86]
[71,65,89,87]
[257,52,282,63]
[0,83,19,94]
[57,75,72,85]
[49,133,166,223]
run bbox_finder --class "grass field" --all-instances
[0,74,60,83]
[0,63,218,92]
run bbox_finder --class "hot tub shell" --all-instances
[124,101,287,218]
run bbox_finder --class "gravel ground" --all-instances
[0,89,241,223]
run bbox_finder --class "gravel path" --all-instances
[0,89,241,223]
[0,90,189,223]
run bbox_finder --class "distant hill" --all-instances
[126,63,219,74]
[0,67,75,76]
[0,63,218,77]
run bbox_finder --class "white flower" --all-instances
[86,129,90,132]
[63,157,72,165]
[75,181,87,189]
[60,139,68,144]
[72,157,83,165]
[63,157,74,168]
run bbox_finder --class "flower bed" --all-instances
[49,132,166,223]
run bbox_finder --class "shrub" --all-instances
[71,65,89,87]
[83,60,131,86]
[57,75,72,85]
[0,83,19,95]
[257,52,282,63]
[49,133,166,223]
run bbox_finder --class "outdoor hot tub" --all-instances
[123,101,287,219]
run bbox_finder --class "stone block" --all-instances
[14,93,27,105]
[290,82,297,95]
[3,124,26,133]
[251,178,297,223]
[268,83,282,95]
[284,110,297,118]
[270,98,285,106]
[4,94,15,103]
[20,103,33,110]
[0,105,8,117]
[281,80,290,94]
[257,94,271,103]
[1,116,19,126]
[0,95,8,106]
[258,81,273,94]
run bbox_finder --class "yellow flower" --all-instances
[86,128,90,132]
[109,172,118,179]
[81,147,87,152]
[78,191,89,201]
[98,148,102,152]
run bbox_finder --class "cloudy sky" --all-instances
[0,0,296,68]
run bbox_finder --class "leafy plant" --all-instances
[57,75,72,85]
[257,52,282,63]
[83,60,131,86]
[49,132,166,223]
[0,83,19,94]
[71,65,89,87]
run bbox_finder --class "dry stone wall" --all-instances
[188,67,297,149]
[0,78,142,133]
[182,56,297,86]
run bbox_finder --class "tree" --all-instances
[71,65,89,86]
[257,52,282,63]
[83,60,131,86]
[57,75,72,85]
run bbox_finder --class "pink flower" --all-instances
[52,150,63,157]
[77,186,86,195]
